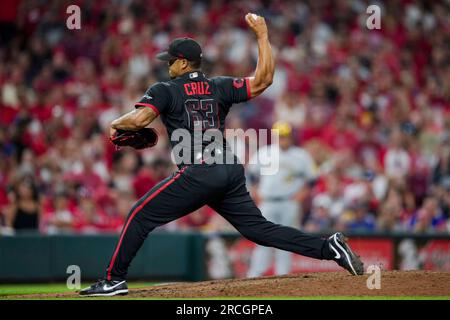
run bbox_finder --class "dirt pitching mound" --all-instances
[130,271,450,298]
[11,271,450,299]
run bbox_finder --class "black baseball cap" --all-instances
[156,38,202,62]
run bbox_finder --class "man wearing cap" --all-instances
[80,13,363,296]
[247,121,317,277]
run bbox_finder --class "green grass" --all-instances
[1,283,449,300]
[2,295,450,300]
[77,296,448,300]
[0,282,155,297]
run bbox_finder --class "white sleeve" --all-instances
[247,146,264,177]
[305,152,318,181]
[298,149,317,182]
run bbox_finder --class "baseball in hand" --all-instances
[250,13,259,21]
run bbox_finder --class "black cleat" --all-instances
[328,232,364,275]
[79,279,128,297]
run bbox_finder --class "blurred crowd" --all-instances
[0,0,449,235]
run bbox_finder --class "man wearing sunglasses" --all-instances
[80,13,363,297]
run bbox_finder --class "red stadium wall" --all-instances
[211,235,450,279]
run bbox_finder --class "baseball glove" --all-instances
[110,128,158,150]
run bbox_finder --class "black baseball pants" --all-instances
[106,163,333,281]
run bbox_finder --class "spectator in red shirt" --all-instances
[42,193,76,234]
[320,114,359,151]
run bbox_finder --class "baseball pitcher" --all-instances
[80,13,363,297]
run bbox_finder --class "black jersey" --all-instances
[135,71,251,164]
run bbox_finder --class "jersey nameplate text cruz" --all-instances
[184,82,211,96]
